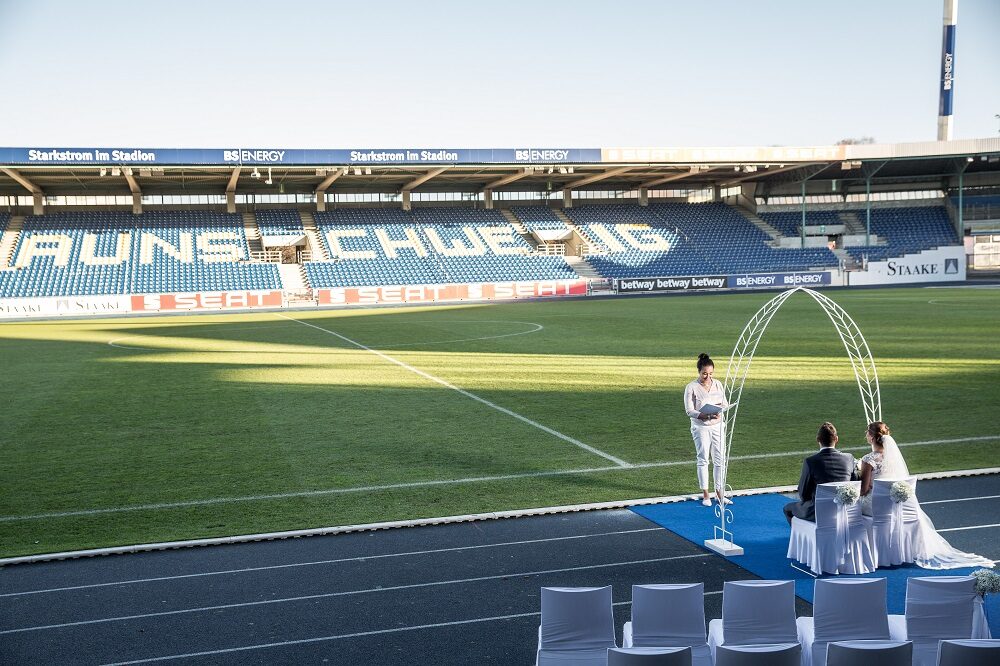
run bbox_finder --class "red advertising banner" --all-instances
[316,280,587,306]
[130,290,283,312]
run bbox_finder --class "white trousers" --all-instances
[691,422,725,491]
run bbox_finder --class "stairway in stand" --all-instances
[242,212,264,254]
[564,255,602,280]
[0,215,25,267]
[735,208,784,247]
[500,209,537,247]
[300,210,330,260]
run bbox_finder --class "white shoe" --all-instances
[701,498,712,507]
[718,496,733,505]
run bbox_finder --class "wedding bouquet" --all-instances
[889,480,913,504]
[834,484,860,506]
[972,568,1000,598]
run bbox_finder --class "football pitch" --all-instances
[2,286,999,558]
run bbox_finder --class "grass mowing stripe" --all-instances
[1,434,996,522]
[1,553,711,635]
[274,313,632,467]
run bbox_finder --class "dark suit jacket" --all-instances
[787,447,857,522]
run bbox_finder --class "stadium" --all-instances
[3,2,1000,665]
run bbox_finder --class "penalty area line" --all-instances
[274,313,631,468]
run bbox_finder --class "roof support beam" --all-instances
[123,168,142,214]
[225,167,241,213]
[640,166,711,189]
[722,162,822,186]
[562,166,634,191]
[2,168,44,214]
[481,167,535,191]
[401,167,448,192]
[314,167,348,213]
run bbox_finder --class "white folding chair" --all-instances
[826,640,911,666]
[715,643,801,666]
[623,584,712,666]
[886,576,985,666]
[537,586,617,666]
[707,580,798,661]
[788,482,875,575]
[867,477,922,566]
[936,639,1000,665]
[607,646,692,665]
[797,578,890,666]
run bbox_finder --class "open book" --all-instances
[699,401,738,416]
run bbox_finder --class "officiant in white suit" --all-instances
[684,353,731,507]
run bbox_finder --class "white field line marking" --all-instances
[3,434,997,523]
[101,594,725,666]
[0,553,710,635]
[274,313,631,467]
[937,522,1000,533]
[0,527,662,598]
[106,320,544,352]
[921,494,1000,505]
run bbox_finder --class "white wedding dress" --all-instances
[874,435,994,570]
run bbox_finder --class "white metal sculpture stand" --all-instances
[704,286,882,557]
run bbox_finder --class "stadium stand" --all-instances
[255,209,305,234]
[566,203,839,279]
[0,211,280,298]
[0,202,963,298]
[842,206,957,263]
[305,207,579,288]
[509,206,572,233]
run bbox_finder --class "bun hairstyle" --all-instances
[867,421,891,447]
[697,353,714,371]
[817,421,838,447]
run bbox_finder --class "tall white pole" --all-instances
[937,0,958,141]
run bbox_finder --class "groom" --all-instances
[783,421,857,524]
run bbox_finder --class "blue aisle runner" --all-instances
[632,493,998,634]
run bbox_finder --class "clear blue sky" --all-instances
[0,0,997,148]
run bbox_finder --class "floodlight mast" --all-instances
[937,0,958,141]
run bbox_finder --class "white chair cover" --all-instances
[936,639,1000,665]
[623,584,712,666]
[796,578,890,666]
[868,477,923,566]
[787,482,875,575]
[826,640,911,666]
[537,586,617,666]
[707,580,798,661]
[884,576,983,666]
[608,646,692,665]
[715,643,801,666]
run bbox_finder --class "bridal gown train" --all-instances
[874,435,994,570]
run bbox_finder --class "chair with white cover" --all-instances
[715,643,801,666]
[886,576,991,666]
[788,481,875,575]
[936,639,1000,665]
[796,578,890,666]
[707,580,798,661]
[867,477,922,566]
[623,584,712,666]
[826,640,911,666]
[536,586,617,666]
[607,646,692,665]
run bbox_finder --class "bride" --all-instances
[859,421,994,569]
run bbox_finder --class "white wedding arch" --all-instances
[706,286,882,555]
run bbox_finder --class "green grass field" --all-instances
[2,286,999,558]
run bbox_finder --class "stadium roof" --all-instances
[1,139,998,199]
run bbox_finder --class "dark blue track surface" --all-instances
[1,475,996,665]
